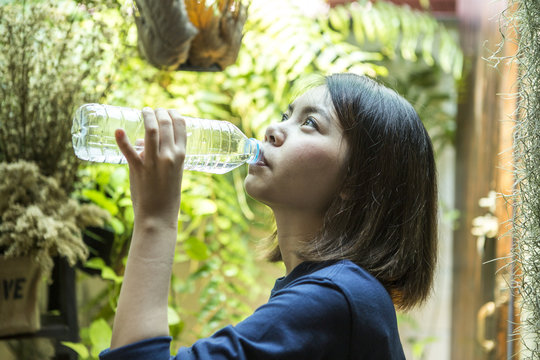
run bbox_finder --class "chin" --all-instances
[243,175,271,206]
[243,174,258,198]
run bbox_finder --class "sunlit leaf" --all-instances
[223,264,239,277]
[109,166,129,189]
[108,217,125,235]
[168,306,181,326]
[216,216,232,230]
[118,197,132,207]
[191,198,218,215]
[89,319,112,358]
[101,266,123,284]
[84,257,106,270]
[61,342,89,359]
[184,237,210,260]
[82,189,119,216]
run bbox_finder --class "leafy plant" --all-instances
[63,318,112,359]
[319,0,462,150]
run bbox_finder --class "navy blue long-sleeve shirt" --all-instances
[100,260,405,359]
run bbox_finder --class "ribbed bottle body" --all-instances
[72,104,261,174]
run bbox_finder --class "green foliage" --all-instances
[61,0,462,356]
[323,0,461,150]
[325,1,462,78]
[75,164,271,349]
[63,318,112,359]
[76,164,134,266]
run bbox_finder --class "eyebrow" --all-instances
[288,103,331,123]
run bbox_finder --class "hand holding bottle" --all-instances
[115,107,186,229]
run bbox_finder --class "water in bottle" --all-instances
[71,104,262,174]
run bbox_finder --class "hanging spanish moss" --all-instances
[505,0,540,357]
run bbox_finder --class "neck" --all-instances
[273,208,324,275]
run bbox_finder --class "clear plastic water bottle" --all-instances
[71,104,262,174]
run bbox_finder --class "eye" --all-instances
[281,113,289,122]
[302,116,319,130]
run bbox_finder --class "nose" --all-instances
[264,123,285,146]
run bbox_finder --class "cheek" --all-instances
[297,146,346,177]
[244,141,348,209]
[284,146,347,197]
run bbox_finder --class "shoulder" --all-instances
[268,259,398,327]
[306,259,379,284]
[280,260,392,306]
[264,263,353,325]
[268,260,368,312]
[277,260,400,338]
[313,260,396,316]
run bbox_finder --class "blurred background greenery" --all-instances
[0,0,462,358]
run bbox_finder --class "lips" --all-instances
[255,152,268,167]
[253,147,269,167]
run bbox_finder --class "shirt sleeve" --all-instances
[99,336,174,360]
[175,278,352,360]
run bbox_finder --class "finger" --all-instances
[167,109,187,148]
[142,107,159,161]
[115,129,141,167]
[155,108,174,150]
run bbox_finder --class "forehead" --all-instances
[293,85,331,107]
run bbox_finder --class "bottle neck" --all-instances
[246,138,263,164]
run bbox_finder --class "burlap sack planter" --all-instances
[0,256,41,336]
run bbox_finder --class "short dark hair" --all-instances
[267,73,438,310]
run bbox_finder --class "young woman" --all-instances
[99,73,438,359]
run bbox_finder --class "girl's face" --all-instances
[245,86,349,215]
